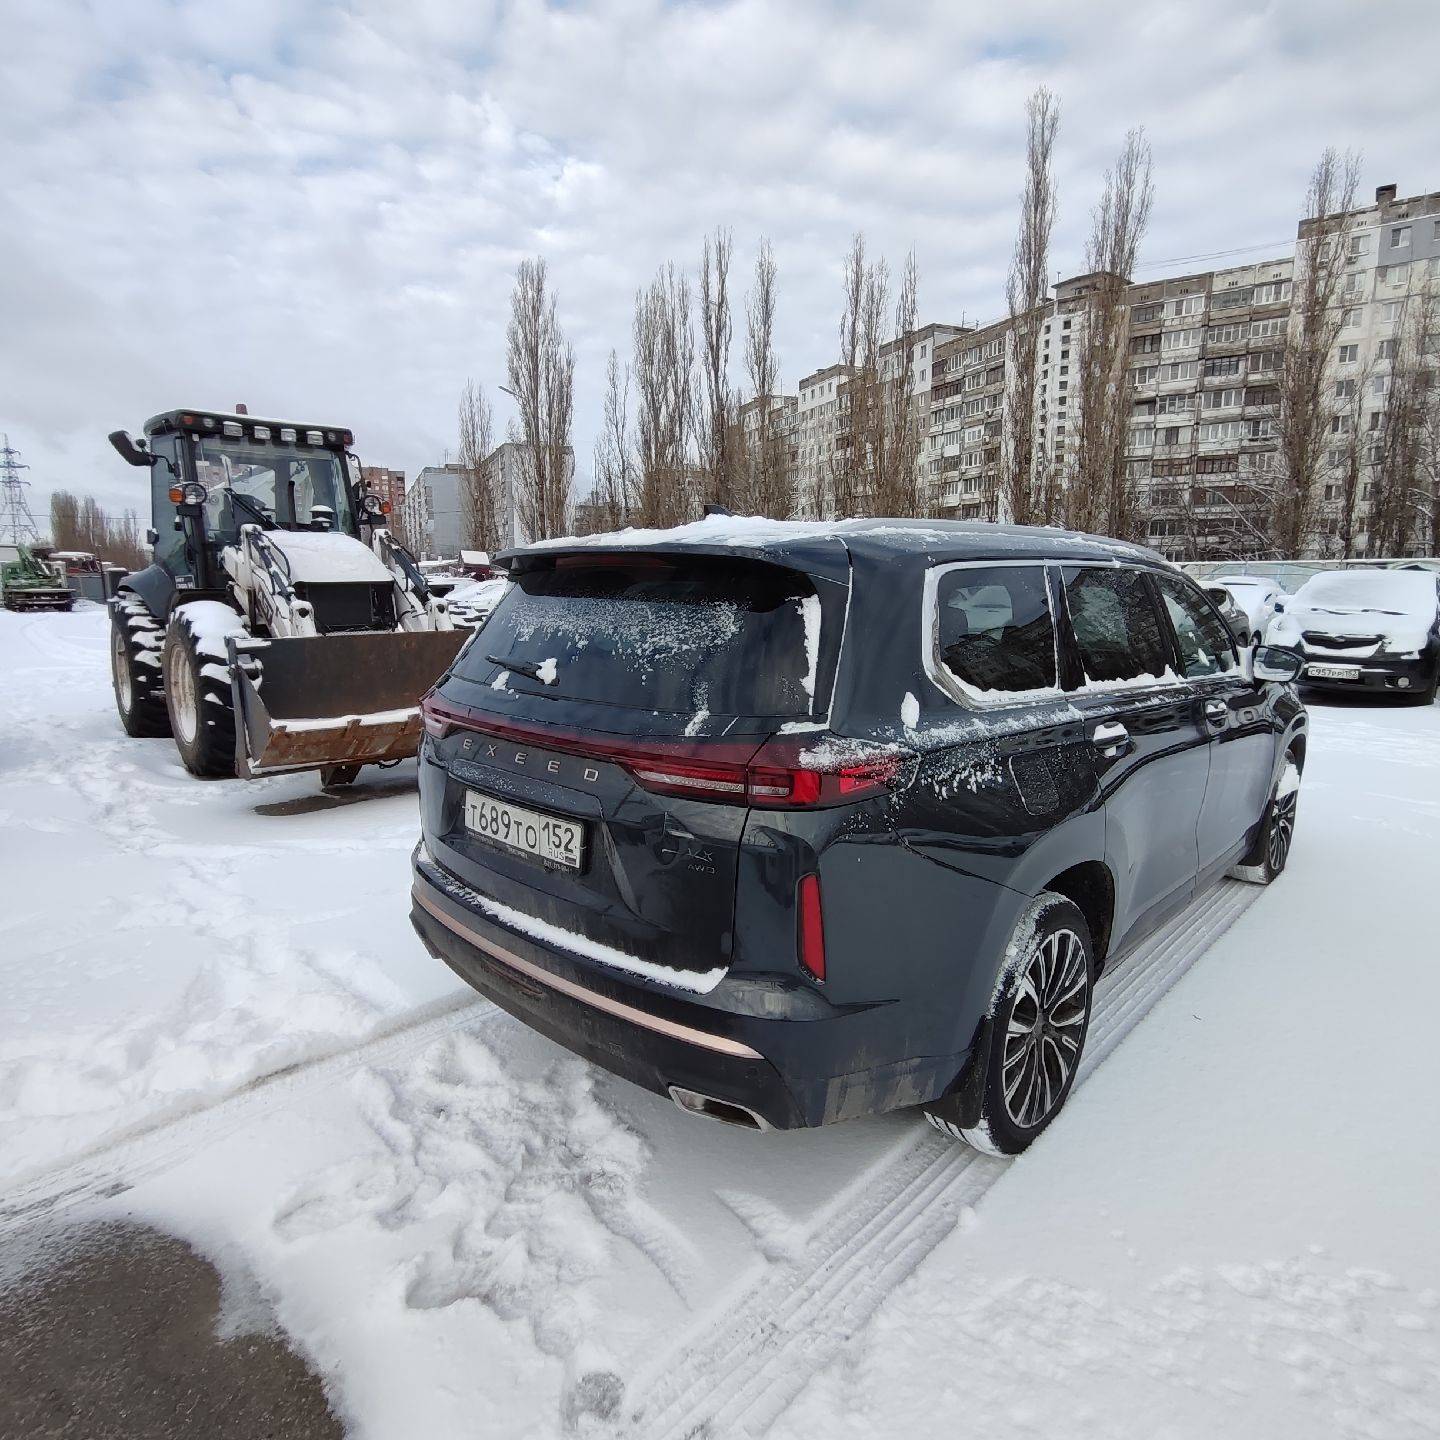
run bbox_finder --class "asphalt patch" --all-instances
[0,1220,344,1439]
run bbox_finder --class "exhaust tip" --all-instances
[668,1085,770,1131]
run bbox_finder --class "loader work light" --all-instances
[252,425,271,441]
[222,421,243,437]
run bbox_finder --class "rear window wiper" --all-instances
[483,656,550,688]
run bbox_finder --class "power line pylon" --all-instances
[0,435,41,546]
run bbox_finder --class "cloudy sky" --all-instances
[3,0,1437,520]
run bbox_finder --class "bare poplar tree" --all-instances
[633,262,696,526]
[828,233,871,517]
[591,348,634,530]
[506,256,575,541]
[1003,87,1060,526]
[457,378,497,552]
[830,234,892,517]
[744,237,789,515]
[1273,148,1361,557]
[699,227,738,508]
[875,248,921,516]
[1069,128,1153,539]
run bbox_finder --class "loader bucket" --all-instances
[227,629,471,778]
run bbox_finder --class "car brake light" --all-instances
[797,874,826,981]
[420,695,451,739]
[414,702,912,810]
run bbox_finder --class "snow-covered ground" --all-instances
[1,607,1437,1438]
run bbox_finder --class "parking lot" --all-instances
[2,605,1437,1438]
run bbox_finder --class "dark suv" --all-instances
[410,520,1306,1154]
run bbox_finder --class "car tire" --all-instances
[1406,662,1439,706]
[924,891,1094,1157]
[110,596,171,738]
[162,607,240,778]
[1229,749,1301,885]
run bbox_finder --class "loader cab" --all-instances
[121,411,364,588]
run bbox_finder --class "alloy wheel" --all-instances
[1001,927,1089,1131]
[1267,760,1300,873]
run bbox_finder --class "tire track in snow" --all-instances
[624,880,1261,1440]
[0,992,496,1237]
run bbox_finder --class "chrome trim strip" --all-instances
[413,880,765,1061]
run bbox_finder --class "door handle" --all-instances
[1091,721,1129,757]
[1203,698,1229,723]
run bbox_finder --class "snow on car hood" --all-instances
[1267,572,1438,651]
[262,530,393,584]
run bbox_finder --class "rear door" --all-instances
[1059,565,1210,949]
[1152,570,1273,877]
[425,552,843,986]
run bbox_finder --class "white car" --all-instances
[1211,575,1287,646]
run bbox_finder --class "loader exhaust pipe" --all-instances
[227,628,471,778]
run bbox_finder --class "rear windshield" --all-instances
[456,555,833,718]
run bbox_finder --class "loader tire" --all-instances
[163,607,241,779]
[110,596,171,738]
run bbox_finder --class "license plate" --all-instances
[464,791,584,870]
[1306,662,1361,681]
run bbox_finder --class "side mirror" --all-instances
[1253,645,1302,684]
[108,430,155,467]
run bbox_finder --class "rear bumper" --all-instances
[410,848,968,1130]
[1299,653,1436,693]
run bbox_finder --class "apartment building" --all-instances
[479,442,577,549]
[794,363,851,515]
[1306,184,1440,554]
[400,462,465,558]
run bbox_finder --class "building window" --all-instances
[1203,388,1242,410]
[1342,308,1359,327]
[1337,344,1359,364]
[1335,378,1356,399]
[1377,338,1398,360]
[1349,234,1371,256]
[1390,225,1411,248]
[1381,300,1402,322]
[1252,281,1291,304]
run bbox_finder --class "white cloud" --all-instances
[1,0,1436,522]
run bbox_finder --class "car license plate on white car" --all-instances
[464,791,584,870]
[1306,662,1361,681]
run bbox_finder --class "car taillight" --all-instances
[797,874,826,981]
[416,701,912,810]
[420,695,452,739]
[625,743,910,808]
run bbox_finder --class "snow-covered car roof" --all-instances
[501,514,1163,579]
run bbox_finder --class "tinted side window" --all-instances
[935,565,1056,694]
[1062,567,1172,684]
[1155,574,1238,678]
